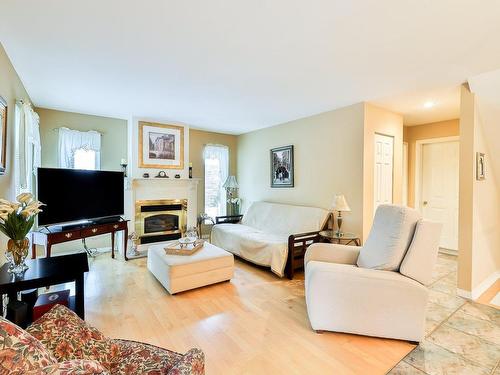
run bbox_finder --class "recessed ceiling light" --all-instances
[423,101,435,109]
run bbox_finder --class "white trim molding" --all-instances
[457,271,500,300]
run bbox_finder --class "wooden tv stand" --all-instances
[31,219,129,260]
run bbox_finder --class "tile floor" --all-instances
[389,253,500,375]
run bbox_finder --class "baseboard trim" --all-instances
[457,271,500,300]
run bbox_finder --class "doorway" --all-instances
[374,133,394,213]
[416,137,459,251]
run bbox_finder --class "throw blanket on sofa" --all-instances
[212,201,328,277]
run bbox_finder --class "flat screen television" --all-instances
[37,168,124,226]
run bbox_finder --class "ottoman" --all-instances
[147,242,234,294]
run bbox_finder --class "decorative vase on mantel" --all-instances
[0,193,44,275]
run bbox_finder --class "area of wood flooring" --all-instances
[84,254,414,374]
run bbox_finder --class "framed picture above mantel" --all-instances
[0,96,7,175]
[139,121,185,169]
[270,145,294,188]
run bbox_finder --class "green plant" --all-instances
[0,193,44,240]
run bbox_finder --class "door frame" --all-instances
[374,132,395,212]
[414,136,460,213]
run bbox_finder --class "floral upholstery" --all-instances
[27,359,110,374]
[26,304,120,370]
[110,339,205,375]
[0,315,57,374]
[23,304,205,374]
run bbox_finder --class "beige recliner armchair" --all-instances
[304,204,442,342]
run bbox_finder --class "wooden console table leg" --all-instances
[46,243,52,258]
[123,227,128,261]
[31,241,37,259]
[111,231,115,259]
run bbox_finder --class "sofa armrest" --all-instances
[286,231,322,279]
[168,348,205,375]
[304,242,361,266]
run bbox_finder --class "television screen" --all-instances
[37,168,124,226]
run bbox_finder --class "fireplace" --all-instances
[135,199,187,244]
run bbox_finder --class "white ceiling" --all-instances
[1,0,500,134]
[372,85,461,126]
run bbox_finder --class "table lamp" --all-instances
[223,176,240,215]
[331,194,351,236]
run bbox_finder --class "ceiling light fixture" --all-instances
[423,101,435,109]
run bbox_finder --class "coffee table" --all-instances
[0,253,89,320]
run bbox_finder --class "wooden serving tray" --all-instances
[164,240,204,256]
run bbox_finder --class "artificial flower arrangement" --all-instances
[0,193,44,273]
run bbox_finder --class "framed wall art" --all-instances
[476,152,485,181]
[138,121,184,169]
[0,96,7,175]
[270,145,294,188]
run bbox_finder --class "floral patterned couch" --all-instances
[0,304,204,374]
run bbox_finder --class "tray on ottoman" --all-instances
[147,242,234,294]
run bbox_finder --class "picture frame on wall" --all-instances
[270,145,294,188]
[138,121,184,169]
[0,96,7,175]
[476,152,485,180]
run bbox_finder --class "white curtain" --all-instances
[15,101,41,194]
[58,127,101,169]
[203,144,229,217]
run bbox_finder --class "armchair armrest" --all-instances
[304,242,361,266]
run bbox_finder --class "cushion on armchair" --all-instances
[0,315,57,374]
[26,304,120,371]
[357,204,421,271]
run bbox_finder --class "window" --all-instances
[74,148,97,170]
[58,127,101,170]
[204,145,229,218]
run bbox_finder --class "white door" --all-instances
[374,134,394,212]
[420,141,459,250]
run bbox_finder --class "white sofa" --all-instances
[212,201,329,278]
[305,204,442,342]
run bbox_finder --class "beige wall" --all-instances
[458,84,500,296]
[37,108,128,171]
[363,103,404,240]
[189,128,238,215]
[0,43,32,263]
[237,103,366,237]
[403,119,460,207]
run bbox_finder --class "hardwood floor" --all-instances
[84,253,414,374]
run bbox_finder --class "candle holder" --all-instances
[120,160,128,177]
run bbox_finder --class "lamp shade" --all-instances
[331,194,351,212]
[223,175,239,189]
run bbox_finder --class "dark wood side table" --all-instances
[319,230,361,246]
[31,220,129,260]
[215,215,243,224]
[0,253,89,320]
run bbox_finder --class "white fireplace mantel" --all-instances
[130,178,199,230]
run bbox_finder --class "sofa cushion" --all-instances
[109,339,204,375]
[31,359,110,374]
[400,220,442,285]
[26,305,120,371]
[211,223,289,276]
[0,315,57,374]
[242,201,328,236]
[357,204,421,271]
